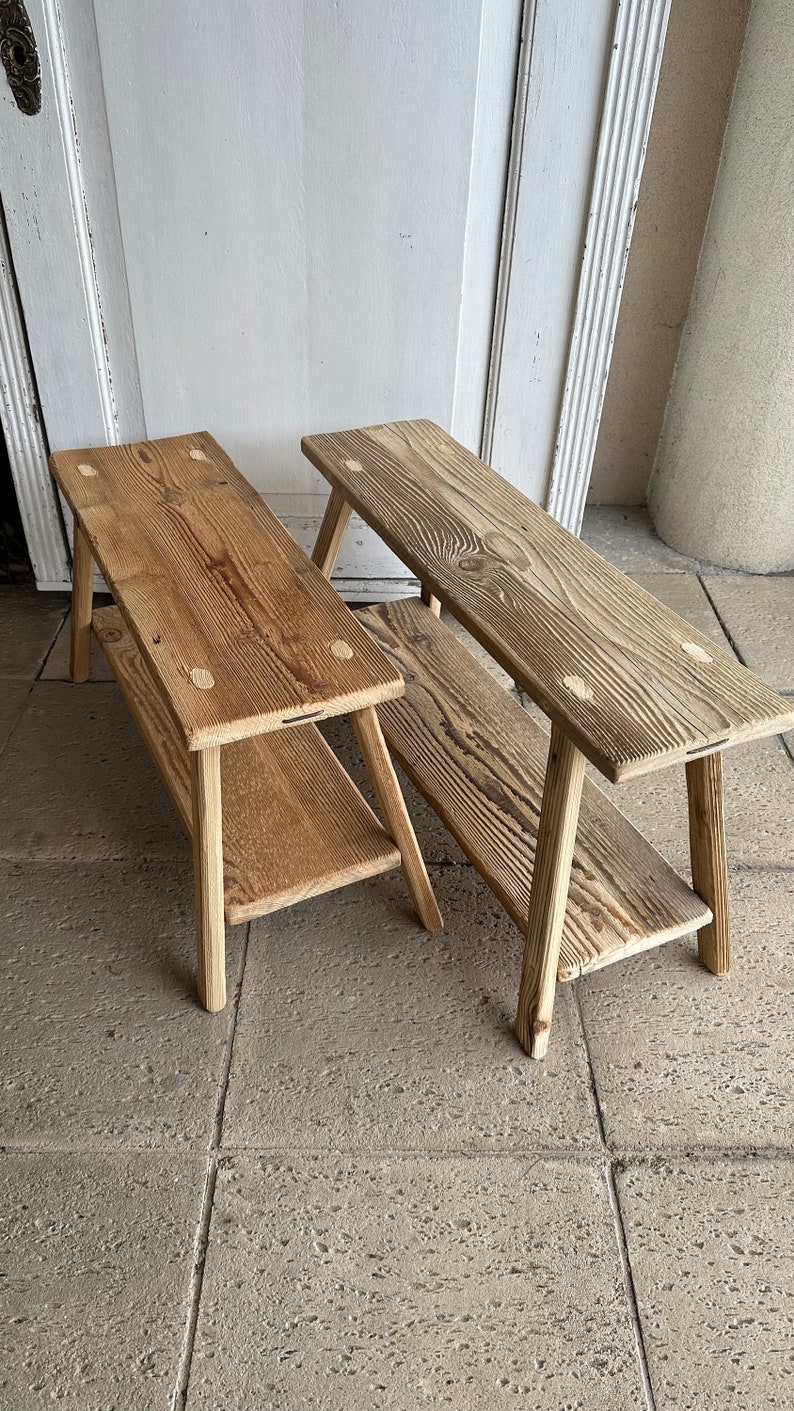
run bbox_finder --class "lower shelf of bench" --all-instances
[93,606,401,924]
[357,597,712,981]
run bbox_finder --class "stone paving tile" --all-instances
[617,1158,794,1411]
[0,862,240,1149]
[593,734,794,871]
[631,572,733,649]
[705,574,794,692]
[0,1150,203,1409]
[578,869,794,1151]
[0,682,188,860]
[187,1153,644,1410]
[0,586,69,678]
[0,680,30,755]
[581,506,698,574]
[223,868,598,1153]
[41,604,115,680]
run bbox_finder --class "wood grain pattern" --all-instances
[70,525,94,683]
[516,727,585,1059]
[93,606,401,923]
[190,745,226,1011]
[351,705,443,933]
[686,751,731,975]
[311,488,353,577]
[304,420,794,782]
[357,597,711,979]
[51,432,403,750]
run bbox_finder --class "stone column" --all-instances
[649,0,794,572]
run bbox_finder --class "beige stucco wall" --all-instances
[588,0,751,505]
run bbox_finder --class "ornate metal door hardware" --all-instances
[0,1,41,115]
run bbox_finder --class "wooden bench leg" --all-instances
[311,487,353,578]
[351,705,443,933]
[70,525,94,683]
[420,584,441,616]
[190,745,227,1011]
[686,751,730,974]
[516,726,585,1059]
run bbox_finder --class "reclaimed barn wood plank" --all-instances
[305,420,794,782]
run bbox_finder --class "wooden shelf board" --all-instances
[305,419,794,781]
[51,432,402,750]
[357,597,712,981]
[93,606,401,924]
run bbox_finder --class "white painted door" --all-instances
[0,1,667,589]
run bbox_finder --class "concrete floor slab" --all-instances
[0,586,69,678]
[0,862,240,1148]
[0,682,189,860]
[705,574,794,691]
[187,1153,645,1410]
[578,869,794,1150]
[631,572,733,649]
[593,734,794,871]
[41,606,116,680]
[581,507,698,574]
[617,1158,794,1410]
[0,680,30,756]
[223,868,598,1153]
[0,1151,202,1409]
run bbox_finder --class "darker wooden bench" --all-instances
[50,431,441,1011]
[303,418,794,1058]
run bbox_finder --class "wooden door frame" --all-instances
[1,0,672,587]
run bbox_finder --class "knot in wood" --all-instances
[77,463,97,477]
[563,674,593,701]
[189,448,208,461]
[681,641,712,663]
[330,639,354,660]
[189,667,215,690]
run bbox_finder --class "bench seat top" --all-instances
[51,432,402,750]
[302,419,794,782]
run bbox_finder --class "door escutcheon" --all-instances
[0,0,41,115]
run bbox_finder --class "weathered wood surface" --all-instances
[52,433,402,750]
[306,420,794,782]
[190,744,226,1011]
[357,597,711,979]
[70,525,94,684]
[686,751,731,975]
[516,726,586,1058]
[94,606,401,923]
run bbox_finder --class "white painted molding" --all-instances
[0,210,69,585]
[480,0,537,463]
[547,0,673,532]
[40,0,117,444]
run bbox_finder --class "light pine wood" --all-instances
[686,751,730,975]
[351,705,443,934]
[359,597,710,981]
[70,525,94,683]
[516,726,586,1059]
[311,487,353,577]
[190,744,226,1011]
[50,433,402,750]
[420,584,441,616]
[303,419,794,782]
[94,606,402,923]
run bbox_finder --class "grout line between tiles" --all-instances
[172,920,251,1411]
[696,576,746,661]
[35,607,70,679]
[571,980,657,1411]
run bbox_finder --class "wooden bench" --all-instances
[50,431,441,1011]
[303,418,794,1058]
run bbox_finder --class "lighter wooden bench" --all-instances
[50,431,441,1011]
[303,419,794,1058]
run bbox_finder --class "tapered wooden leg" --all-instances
[351,706,443,932]
[686,751,730,974]
[70,525,94,682]
[190,745,226,1011]
[516,726,585,1059]
[311,488,353,577]
[420,584,441,616]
